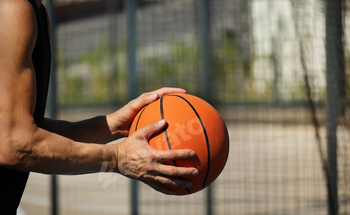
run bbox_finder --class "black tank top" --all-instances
[0,0,51,213]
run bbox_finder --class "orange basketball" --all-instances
[129,93,229,195]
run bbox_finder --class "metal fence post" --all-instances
[46,0,58,215]
[107,0,119,101]
[325,0,342,214]
[199,0,213,215]
[127,0,137,101]
[200,0,212,103]
[127,0,138,215]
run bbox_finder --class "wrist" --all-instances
[105,143,120,173]
[106,111,129,139]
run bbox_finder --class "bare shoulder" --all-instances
[0,0,37,68]
[0,0,37,38]
[0,0,35,19]
[0,0,50,39]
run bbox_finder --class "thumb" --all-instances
[136,119,167,140]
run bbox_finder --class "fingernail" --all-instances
[150,93,158,100]
[186,181,192,188]
[158,119,166,125]
[190,151,195,157]
[192,169,198,176]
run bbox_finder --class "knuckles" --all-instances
[165,151,177,160]
[127,99,139,111]
[162,178,173,185]
[167,168,178,177]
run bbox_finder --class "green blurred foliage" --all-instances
[57,38,128,105]
[56,34,309,106]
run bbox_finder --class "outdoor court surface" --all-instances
[18,108,350,215]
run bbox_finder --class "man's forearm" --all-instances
[1,125,118,174]
[43,116,120,144]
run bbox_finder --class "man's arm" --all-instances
[42,117,117,144]
[0,0,196,195]
[0,0,117,174]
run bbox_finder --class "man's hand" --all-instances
[107,87,186,139]
[115,119,198,195]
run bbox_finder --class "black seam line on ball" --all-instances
[135,105,148,131]
[160,96,192,194]
[160,96,173,151]
[165,94,211,189]
[160,96,178,165]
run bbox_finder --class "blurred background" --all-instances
[18,0,350,214]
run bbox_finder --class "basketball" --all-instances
[129,93,229,195]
